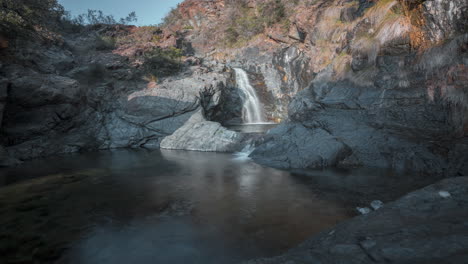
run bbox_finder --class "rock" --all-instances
[0,79,7,126]
[0,146,21,167]
[356,207,371,215]
[160,111,244,152]
[423,0,468,43]
[340,7,357,23]
[250,123,352,169]
[244,177,468,264]
[288,23,306,42]
[439,191,451,198]
[8,74,80,107]
[370,200,384,210]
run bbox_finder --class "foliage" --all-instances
[0,0,65,37]
[143,47,183,77]
[258,0,286,27]
[95,35,116,50]
[69,10,137,26]
[116,26,162,46]
[161,5,183,27]
[224,0,288,46]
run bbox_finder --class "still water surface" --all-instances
[0,149,437,264]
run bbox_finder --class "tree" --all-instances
[70,10,137,25]
[0,0,65,37]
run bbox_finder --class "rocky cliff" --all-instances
[0,22,239,164]
[161,0,468,175]
[1,0,467,176]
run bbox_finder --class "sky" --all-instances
[58,0,184,26]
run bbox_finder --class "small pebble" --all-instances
[438,191,451,198]
[356,207,371,215]
[370,200,384,210]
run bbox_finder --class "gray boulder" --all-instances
[161,111,244,152]
[251,123,352,169]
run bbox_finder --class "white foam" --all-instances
[233,144,255,162]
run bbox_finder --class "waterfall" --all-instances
[234,68,265,124]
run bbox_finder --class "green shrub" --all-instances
[258,0,286,27]
[69,10,137,26]
[116,26,162,46]
[143,47,183,77]
[161,6,183,27]
[223,0,289,46]
[95,35,116,50]
[0,0,65,37]
[225,26,240,45]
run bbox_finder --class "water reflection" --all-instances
[0,149,434,264]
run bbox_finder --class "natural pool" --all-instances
[0,149,438,264]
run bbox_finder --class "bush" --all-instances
[143,47,183,77]
[0,0,65,37]
[223,0,289,46]
[68,10,137,26]
[116,26,162,46]
[258,0,286,27]
[161,6,183,27]
[95,35,116,50]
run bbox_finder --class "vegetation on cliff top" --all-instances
[0,0,65,37]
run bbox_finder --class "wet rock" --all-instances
[244,177,468,264]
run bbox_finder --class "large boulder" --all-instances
[251,123,351,169]
[160,111,244,152]
[244,176,468,264]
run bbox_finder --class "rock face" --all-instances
[235,0,468,175]
[0,28,238,162]
[244,176,468,264]
[0,79,7,127]
[160,111,244,152]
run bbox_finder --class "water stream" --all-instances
[234,68,266,124]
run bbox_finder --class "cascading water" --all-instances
[234,68,265,124]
